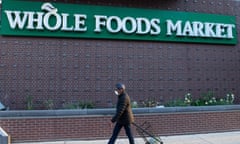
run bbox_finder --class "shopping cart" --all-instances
[133,121,163,144]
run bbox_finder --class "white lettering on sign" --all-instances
[94,15,161,35]
[4,3,87,32]
[166,20,235,38]
[3,2,235,41]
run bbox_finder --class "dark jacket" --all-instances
[111,92,134,125]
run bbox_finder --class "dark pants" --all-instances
[108,122,135,144]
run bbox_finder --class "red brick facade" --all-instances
[0,0,240,110]
[0,0,240,143]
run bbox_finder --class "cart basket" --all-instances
[133,122,163,144]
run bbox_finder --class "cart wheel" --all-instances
[160,142,163,144]
[145,142,150,144]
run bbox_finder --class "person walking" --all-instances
[108,83,135,144]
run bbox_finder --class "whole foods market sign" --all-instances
[1,0,237,45]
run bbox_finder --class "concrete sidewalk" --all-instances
[14,131,240,144]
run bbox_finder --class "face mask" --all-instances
[114,90,119,96]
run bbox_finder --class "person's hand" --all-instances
[109,120,113,128]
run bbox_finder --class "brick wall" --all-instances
[1,107,240,143]
[0,0,240,110]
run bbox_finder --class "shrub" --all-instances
[141,98,160,107]
[165,91,235,107]
[165,99,187,107]
[63,101,95,109]
[131,101,138,108]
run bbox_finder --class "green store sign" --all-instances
[0,0,237,45]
